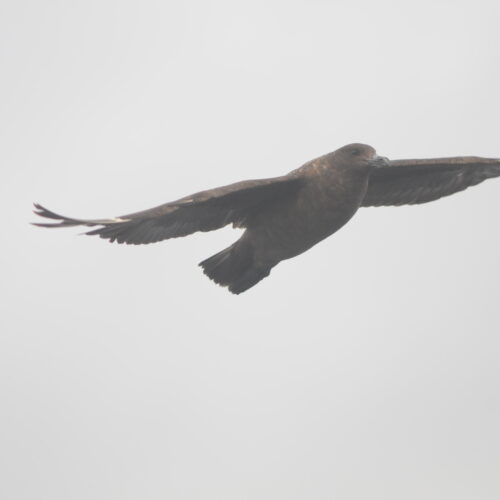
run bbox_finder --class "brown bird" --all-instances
[34,143,500,294]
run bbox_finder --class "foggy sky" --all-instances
[1,1,500,499]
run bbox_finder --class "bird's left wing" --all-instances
[33,175,305,244]
[362,157,500,207]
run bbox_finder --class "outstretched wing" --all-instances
[34,175,304,244]
[362,156,500,207]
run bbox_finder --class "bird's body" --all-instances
[34,143,500,294]
[249,152,371,263]
[200,153,372,292]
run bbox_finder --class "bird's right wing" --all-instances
[362,156,500,207]
[33,175,305,244]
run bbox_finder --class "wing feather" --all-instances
[33,175,304,244]
[362,157,500,207]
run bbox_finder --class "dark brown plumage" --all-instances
[34,143,500,294]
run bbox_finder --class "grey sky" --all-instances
[1,1,500,499]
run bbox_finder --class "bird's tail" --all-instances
[199,242,271,294]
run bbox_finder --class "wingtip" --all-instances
[32,203,51,226]
[31,222,59,228]
[32,203,51,216]
[33,202,48,213]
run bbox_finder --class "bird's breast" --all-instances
[249,167,369,263]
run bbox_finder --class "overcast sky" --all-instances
[1,1,500,499]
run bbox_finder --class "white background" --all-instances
[1,1,500,499]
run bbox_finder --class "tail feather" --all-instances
[199,242,270,294]
[228,267,270,294]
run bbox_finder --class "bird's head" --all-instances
[334,143,389,170]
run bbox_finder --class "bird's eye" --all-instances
[350,149,361,156]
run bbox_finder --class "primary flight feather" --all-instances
[34,143,500,294]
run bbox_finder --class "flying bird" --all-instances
[34,143,500,294]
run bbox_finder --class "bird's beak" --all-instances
[369,155,390,168]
